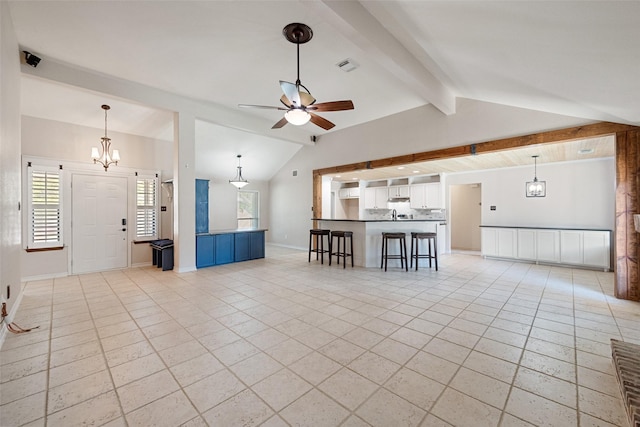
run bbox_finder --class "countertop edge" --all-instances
[197,228,268,236]
[480,225,612,232]
[314,218,446,223]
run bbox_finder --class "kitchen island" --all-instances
[314,219,445,268]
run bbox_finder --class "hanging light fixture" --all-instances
[525,155,546,197]
[229,155,249,189]
[91,104,120,171]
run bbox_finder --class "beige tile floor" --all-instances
[1,246,638,427]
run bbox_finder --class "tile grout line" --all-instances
[78,273,130,427]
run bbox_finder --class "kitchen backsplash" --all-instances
[362,202,445,220]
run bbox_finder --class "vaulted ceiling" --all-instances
[9,1,638,179]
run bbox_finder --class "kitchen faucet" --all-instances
[392,209,397,221]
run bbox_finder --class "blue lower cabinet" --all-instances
[235,233,251,262]
[250,231,265,259]
[214,233,235,265]
[196,235,215,268]
[196,230,265,268]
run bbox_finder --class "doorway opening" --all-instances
[450,183,481,253]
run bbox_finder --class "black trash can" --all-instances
[150,239,174,271]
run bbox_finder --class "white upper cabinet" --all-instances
[364,187,389,209]
[388,185,409,198]
[338,187,360,199]
[410,183,442,209]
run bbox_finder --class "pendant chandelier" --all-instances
[229,155,249,189]
[91,104,120,171]
[525,155,546,197]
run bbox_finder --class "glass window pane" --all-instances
[237,191,258,229]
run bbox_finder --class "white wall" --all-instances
[201,177,270,233]
[20,116,173,280]
[21,116,172,174]
[1,2,23,319]
[269,99,594,249]
[444,158,615,251]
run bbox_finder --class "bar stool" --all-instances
[330,230,354,268]
[410,231,438,271]
[309,229,331,264]
[381,232,408,271]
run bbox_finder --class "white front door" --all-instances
[72,174,128,274]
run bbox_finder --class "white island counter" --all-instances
[315,219,446,268]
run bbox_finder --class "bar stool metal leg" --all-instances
[402,235,408,271]
[350,234,354,268]
[433,236,438,271]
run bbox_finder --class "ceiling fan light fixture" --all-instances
[285,109,311,126]
[239,22,354,131]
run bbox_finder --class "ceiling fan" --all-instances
[239,23,354,131]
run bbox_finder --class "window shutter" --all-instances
[136,178,158,238]
[29,167,62,248]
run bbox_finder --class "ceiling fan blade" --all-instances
[307,100,354,112]
[280,81,301,106]
[271,117,289,129]
[309,112,335,130]
[239,104,287,110]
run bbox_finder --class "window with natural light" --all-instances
[237,190,259,229]
[136,177,158,239]
[28,165,62,249]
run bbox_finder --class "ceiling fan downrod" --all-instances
[283,23,313,92]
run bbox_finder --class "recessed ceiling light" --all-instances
[397,166,405,170]
[352,177,358,180]
[413,170,420,174]
[335,175,341,178]
[578,148,594,155]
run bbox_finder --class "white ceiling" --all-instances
[9,1,639,179]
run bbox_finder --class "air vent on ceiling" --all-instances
[336,58,359,72]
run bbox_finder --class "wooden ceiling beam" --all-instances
[313,121,638,177]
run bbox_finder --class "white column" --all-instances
[173,111,196,272]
